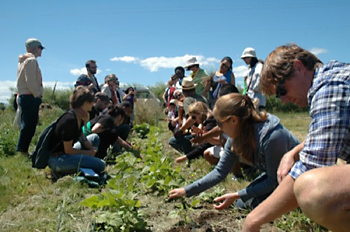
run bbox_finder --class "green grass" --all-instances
[0,109,327,231]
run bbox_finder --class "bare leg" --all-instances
[294,165,350,232]
[203,149,219,165]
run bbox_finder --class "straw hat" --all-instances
[181,77,197,90]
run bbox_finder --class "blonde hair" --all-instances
[213,93,267,161]
[188,101,211,122]
[260,43,323,95]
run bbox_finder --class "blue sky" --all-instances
[1,0,349,103]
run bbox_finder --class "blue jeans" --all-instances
[16,95,42,152]
[168,134,194,154]
[235,173,272,209]
[48,134,106,174]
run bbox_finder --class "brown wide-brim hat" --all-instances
[181,77,197,90]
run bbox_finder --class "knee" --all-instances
[87,133,100,148]
[203,150,211,160]
[168,137,176,146]
[294,171,328,219]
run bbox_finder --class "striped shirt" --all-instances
[290,61,350,179]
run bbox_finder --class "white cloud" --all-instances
[233,65,248,78]
[309,48,328,56]
[110,54,221,72]
[0,80,74,104]
[70,67,102,76]
[110,56,139,63]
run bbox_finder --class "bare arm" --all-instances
[242,175,298,232]
[91,123,106,134]
[191,126,222,144]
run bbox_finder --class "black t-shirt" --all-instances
[90,114,114,131]
[49,111,81,153]
[203,115,217,132]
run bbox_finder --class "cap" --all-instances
[25,38,44,49]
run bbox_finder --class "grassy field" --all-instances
[0,108,327,232]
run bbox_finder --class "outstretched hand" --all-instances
[214,192,239,210]
[175,155,187,164]
[169,188,186,199]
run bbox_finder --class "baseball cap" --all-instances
[25,38,45,49]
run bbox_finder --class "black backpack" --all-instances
[31,112,69,169]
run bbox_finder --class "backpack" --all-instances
[31,112,69,169]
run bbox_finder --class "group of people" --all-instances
[16,38,136,178]
[15,37,350,231]
[165,47,350,231]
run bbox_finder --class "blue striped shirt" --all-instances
[290,61,350,179]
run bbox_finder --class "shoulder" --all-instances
[77,74,88,80]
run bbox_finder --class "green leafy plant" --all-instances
[133,123,150,139]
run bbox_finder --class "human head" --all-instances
[188,101,211,124]
[241,47,258,66]
[174,66,185,78]
[104,74,118,84]
[213,93,267,160]
[70,86,94,109]
[260,43,323,98]
[171,74,178,83]
[181,77,196,95]
[121,101,133,116]
[219,56,233,73]
[108,106,126,126]
[184,57,200,71]
[25,38,44,57]
[85,60,97,75]
[125,86,135,94]
[94,92,110,111]
[218,84,239,98]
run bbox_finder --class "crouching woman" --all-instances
[213,93,299,209]
[48,86,106,176]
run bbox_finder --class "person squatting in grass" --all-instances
[83,106,132,159]
[169,93,299,210]
[174,101,218,164]
[48,86,106,177]
[192,84,240,166]
[239,43,350,232]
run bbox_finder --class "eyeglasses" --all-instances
[217,116,231,128]
[276,79,287,98]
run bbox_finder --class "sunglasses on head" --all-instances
[275,79,287,98]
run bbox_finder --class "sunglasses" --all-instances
[221,63,230,69]
[276,78,287,98]
[217,116,231,128]
[39,45,44,50]
[191,115,196,120]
